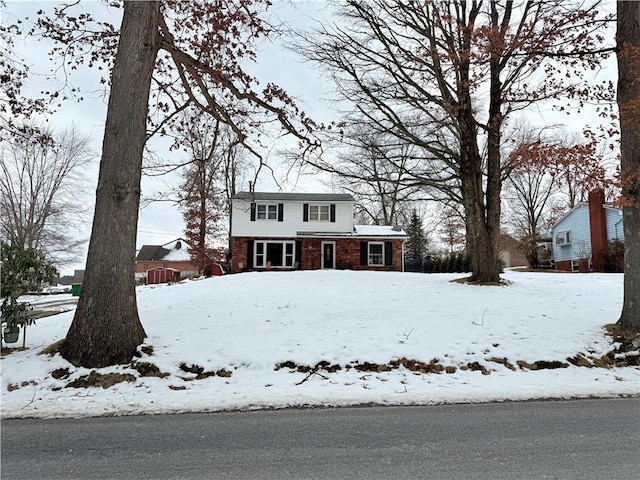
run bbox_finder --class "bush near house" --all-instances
[600,240,625,273]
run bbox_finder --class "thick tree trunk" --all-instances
[616,2,640,332]
[60,1,161,367]
[455,3,502,285]
[458,92,501,284]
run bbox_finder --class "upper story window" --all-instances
[309,204,330,221]
[257,204,278,220]
[250,202,283,222]
[303,203,336,222]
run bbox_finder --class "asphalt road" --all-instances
[2,398,639,480]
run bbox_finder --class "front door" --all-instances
[322,242,335,269]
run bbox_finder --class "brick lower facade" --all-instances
[134,260,199,274]
[554,259,590,273]
[231,237,405,273]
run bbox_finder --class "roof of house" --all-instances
[233,191,355,202]
[136,238,192,262]
[296,225,408,238]
[354,225,408,237]
[550,201,622,231]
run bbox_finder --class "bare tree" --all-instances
[298,0,614,283]
[438,206,466,255]
[323,123,429,226]
[616,1,640,332]
[177,114,241,273]
[28,1,317,367]
[0,125,92,265]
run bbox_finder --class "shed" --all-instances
[147,267,181,284]
[204,263,225,277]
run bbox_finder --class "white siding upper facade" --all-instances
[231,193,355,238]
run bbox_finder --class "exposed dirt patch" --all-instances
[517,360,568,370]
[216,368,232,378]
[178,362,232,380]
[132,361,169,378]
[460,361,491,375]
[276,360,341,374]
[6,380,37,392]
[604,323,640,367]
[66,371,136,389]
[168,385,187,390]
[450,276,511,286]
[389,357,445,374]
[140,345,155,356]
[51,368,71,380]
[39,339,64,357]
[487,357,516,371]
[1,346,27,357]
[567,354,593,367]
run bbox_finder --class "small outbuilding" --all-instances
[146,267,181,284]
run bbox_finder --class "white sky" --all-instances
[1,270,637,419]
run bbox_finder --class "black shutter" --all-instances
[278,203,284,222]
[384,241,393,266]
[295,240,302,269]
[303,203,309,222]
[250,203,256,221]
[330,204,336,222]
[247,241,254,269]
[360,242,368,265]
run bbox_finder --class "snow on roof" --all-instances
[161,239,191,261]
[354,225,408,237]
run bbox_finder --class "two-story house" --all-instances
[551,189,624,272]
[230,192,407,272]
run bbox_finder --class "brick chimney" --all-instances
[588,188,607,272]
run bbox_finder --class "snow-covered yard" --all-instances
[1,269,638,419]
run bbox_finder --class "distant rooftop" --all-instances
[136,238,191,262]
[234,191,355,202]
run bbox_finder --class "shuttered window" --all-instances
[360,241,393,266]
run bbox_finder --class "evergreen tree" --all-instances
[1,242,57,346]
[405,210,427,261]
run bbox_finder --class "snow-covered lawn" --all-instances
[1,270,638,419]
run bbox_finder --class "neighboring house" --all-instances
[135,238,199,279]
[550,189,624,272]
[498,233,529,268]
[230,192,408,272]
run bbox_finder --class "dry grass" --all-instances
[39,339,64,357]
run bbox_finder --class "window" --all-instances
[254,241,295,268]
[360,241,393,267]
[555,230,571,246]
[257,204,278,220]
[368,242,384,266]
[255,242,265,267]
[303,203,335,222]
[309,204,330,221]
